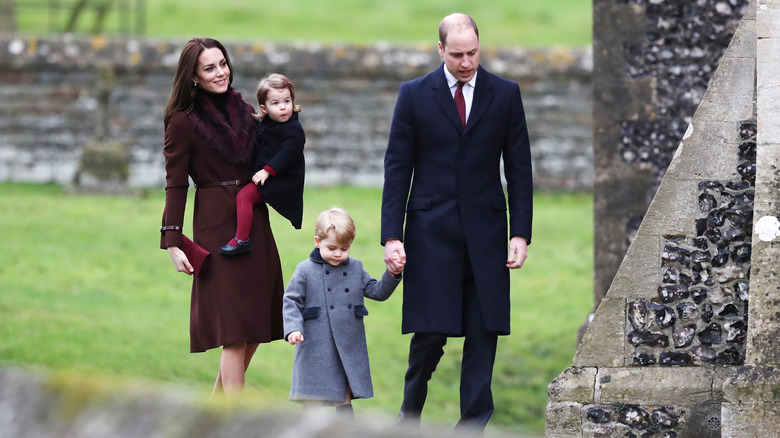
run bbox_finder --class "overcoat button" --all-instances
[347,304,352,308]
[330,305,334,310]
[345,288,350,293]
[343,272,347,276]
[325,270,330,275]
[327,287,332,292]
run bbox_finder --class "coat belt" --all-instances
[195,179,246,189]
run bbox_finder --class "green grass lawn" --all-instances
[15,0,592,47]
[0,183,592,435]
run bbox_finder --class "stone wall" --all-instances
[548,1,780,436]
[0,366,517,438]
[0,36,592,191]
[592,0,751,314]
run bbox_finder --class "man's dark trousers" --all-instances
[399,258,499,429]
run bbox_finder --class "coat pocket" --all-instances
[490,195,507,211]
[406,196,431,211]
[302,306,320,320]
[354,304,369,318]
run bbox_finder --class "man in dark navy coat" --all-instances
[381,12,533,431]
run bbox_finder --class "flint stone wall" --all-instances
[548,1,780,436]
[0,36,592,191]
[592,0,752,310]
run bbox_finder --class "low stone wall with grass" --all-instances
[0,35,592,191]
[0,366,517,438]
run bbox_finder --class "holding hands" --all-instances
[384,239,406,276]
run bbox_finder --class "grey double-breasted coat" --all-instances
[282,248,401,402]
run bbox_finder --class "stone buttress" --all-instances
[548,1,780,436]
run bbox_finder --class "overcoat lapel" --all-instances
[432,67,466,132]
[465,66,492,132]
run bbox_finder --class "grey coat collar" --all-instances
[309,247,351,266]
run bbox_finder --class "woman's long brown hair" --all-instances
[163,38,234,128]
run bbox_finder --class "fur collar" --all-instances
[187,88,255,166]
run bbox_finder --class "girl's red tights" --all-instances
[232,184,263,245]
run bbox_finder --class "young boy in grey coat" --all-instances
[283,207,404,416]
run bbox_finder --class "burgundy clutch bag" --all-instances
[181,235,210,277]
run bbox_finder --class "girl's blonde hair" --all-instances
[315,207,356,246]
[255,73,302,119]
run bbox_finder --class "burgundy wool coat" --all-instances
[160,90,285,353]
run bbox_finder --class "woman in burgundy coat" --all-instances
[160,38,285,395]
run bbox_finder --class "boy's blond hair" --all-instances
[315,207,356,246]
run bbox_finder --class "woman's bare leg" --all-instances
[212,342,258,396]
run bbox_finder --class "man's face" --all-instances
[438,27,480,83]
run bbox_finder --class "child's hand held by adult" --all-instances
[384,240,406,274]
[388,251,405,276]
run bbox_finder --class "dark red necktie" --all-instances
[455,81,466,127]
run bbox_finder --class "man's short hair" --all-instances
[438,13,479,47]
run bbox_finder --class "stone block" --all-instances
[721,401,780,437]
[639,178,699,236]
[757,0,780,38]
[746,244,780,364]
[596,367,716,405]
[573,297,628,368]
[757,38,780,146]
[664,121,741,182]
[698,57,757,124]
[548,367,597,404]
[722,365,780,402]
[581,417,631,438]
[545,402,583,438]
[753,144,780,215]
[743,0,758,20]
[607,234,660,300]
[725,5,757,56]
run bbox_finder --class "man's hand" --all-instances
[506,236,528,269]
[384,239,406,275]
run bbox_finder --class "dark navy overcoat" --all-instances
[381,64,533,336]
[252,112,305,229]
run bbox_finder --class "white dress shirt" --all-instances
[444,67,477,124]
